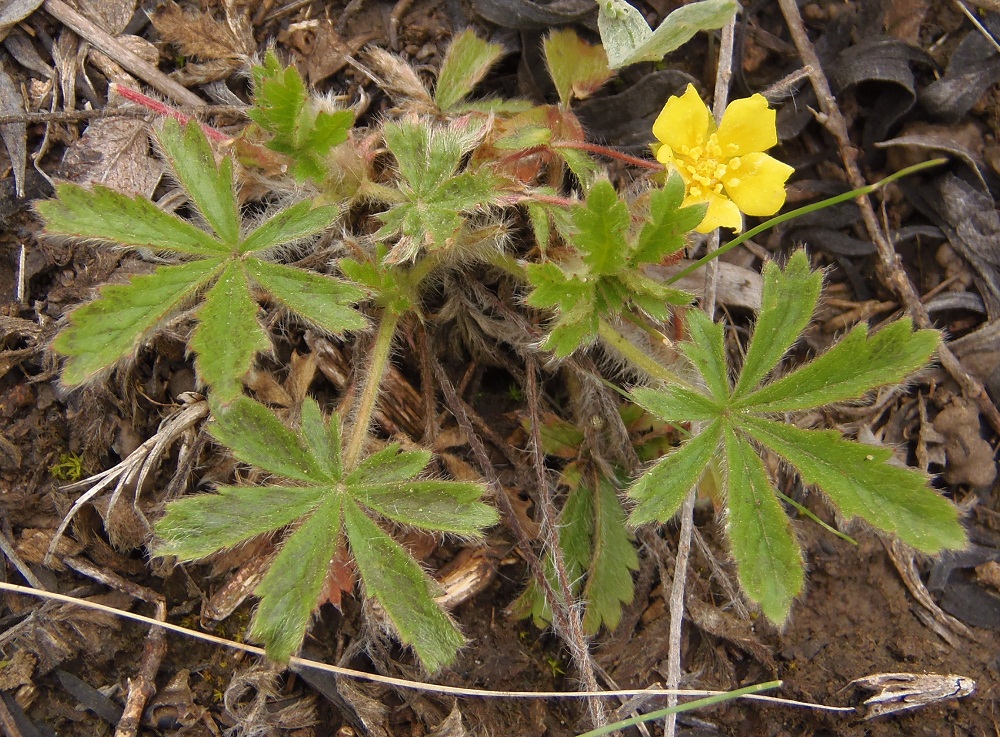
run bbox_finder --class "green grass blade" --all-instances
[582,475,639,633]
[576,681,781,737]
[733,251,822,398]
[738,415,966,553]
[158,119,240,247]
[724,426,804,622]
[209,395,330,484]
[353,481,497,534]
[736,319,940,412]
[55,259,224,386]
[245,259,367,334]
[191,262,269,402]
[154,485,323,560]
[37,183,227,255]
[251,496,343,661]
[434,29,505,111]
[343,500,465,672]
[628,419,721,525]
[240,200,340,254]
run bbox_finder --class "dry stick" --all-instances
[427,350,596,705]
[662,15,738,737]
[0,105,247,126]
[525,359,606,728]
[776,0,1000,437]
[42,0,206,108]
[0,582,861,711]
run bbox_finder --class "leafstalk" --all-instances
[343,307,402,470]
[597,319,696,391]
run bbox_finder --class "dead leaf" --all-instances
[58,95,161,196]
[151,0,253,62]
[932,399,997,488]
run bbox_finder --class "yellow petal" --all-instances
[722,152,795,217]
[716,94,778,157]
[651,84,713,154]
[689,191,743,233]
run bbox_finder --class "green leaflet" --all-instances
[159,118,240,246]
[627,251,964,622]
[37,183,226,255]
[54,259,224,386]
[154,396,493,669]
[191,263,270,402]
[251,496,343,661]
[343,500,466,671]
[511,465,638,635]
[723,426,803,622]
[245,259,366,335]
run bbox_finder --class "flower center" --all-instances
[675,133,741,200]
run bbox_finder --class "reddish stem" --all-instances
[552,140,664,171]
[112,83,231,143]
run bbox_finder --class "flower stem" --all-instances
[597,319,695,391]
[666,158,947,285]
[343,307,401,470]
[551,141,664,171]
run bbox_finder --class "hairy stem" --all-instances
[597,319,695,391]
[551,141,664,171]
[343,308,401,470]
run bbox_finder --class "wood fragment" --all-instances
[42,0,206,108]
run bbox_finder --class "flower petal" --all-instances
[689,191,743,233]
[716,94,778,157]
[722,152,795,217]
[652,84,713,155]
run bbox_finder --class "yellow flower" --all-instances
[652,84,794,233]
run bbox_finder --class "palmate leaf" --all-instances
[526,179,696,357]
[155,396,494,669]
[627,250,965,622]
[39,120,363,393]
[378,119,500,256]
